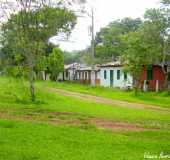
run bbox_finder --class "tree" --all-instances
[160,0,170,91]
[143,8,170,90]
[94,18,142,62]
[48,48,64,81]
[121,5,170,93]
[120,30,150,95]
[63,51,82,64]
[161,0,170,5]
[45,43,57,57]
[77,47,96,65]
[0,1,78,101]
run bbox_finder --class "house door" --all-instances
[110,70,114,87]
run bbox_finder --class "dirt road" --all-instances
[49,88,170,113]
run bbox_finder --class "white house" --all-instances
[100,61,133,89]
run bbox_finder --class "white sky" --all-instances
[51,0,160,51]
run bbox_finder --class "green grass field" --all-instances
[0,77,170,160]
[43,81,170,108]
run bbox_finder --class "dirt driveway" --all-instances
[49,88,170,113]
[0,109,145,131]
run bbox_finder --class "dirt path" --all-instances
[0,110,145,131]
[49,88,170,113]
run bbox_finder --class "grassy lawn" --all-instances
[0,76,170,160]
[43,81,170,108]
[0,119,170,160]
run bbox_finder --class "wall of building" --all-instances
[57,69,76,81]
[75,70,91,84]
[95,71,100,86]
[75,70,100,85]
[57,72,64,81]
[140,65,165,91]
[100,67,133,88]
[64,69,75,81]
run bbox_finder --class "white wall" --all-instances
[100,67,133,88]
[96,71,100,79]
[57,72,64,81]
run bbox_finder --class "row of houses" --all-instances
[58,61,170,91]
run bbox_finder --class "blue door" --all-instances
[110,70,114,87]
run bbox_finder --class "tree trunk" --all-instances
[164,73,168,89]
[29,66,35,101]
[44,71,47,80]
[165,73,170,94]
[168,82,170,95]
[134,78,139,96]
[161,65,169,92]
[134,84,138,96]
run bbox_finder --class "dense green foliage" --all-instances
[94,18,142,62]
[0,2,76,100]
[63,51,83,64]
[48,48,64,81]
[1,7,76,68]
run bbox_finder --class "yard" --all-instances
[0,77,170,160]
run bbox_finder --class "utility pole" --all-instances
[68,7,96,86]
[90,8,96,86]
[91,8,95,62]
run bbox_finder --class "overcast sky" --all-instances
[51,0,160,52]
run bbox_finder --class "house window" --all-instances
[104,70,107,79]
[147,65,153,80]
[124,72,127,80]
[117,70,120,80]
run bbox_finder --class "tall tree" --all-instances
[120,30,151,95]
[94,18,142,62]
[0,0,79,101]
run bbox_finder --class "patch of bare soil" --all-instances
[0,110,145,131]
[91,118,143,131]
[50,88,170,113]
